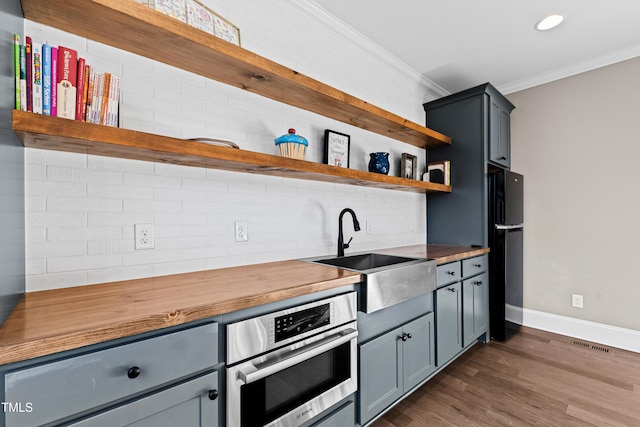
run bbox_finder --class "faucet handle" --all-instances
[343,236,353,249]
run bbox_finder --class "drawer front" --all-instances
[462,255,488,278]
[5,322,218,427]
[436,261,461,287]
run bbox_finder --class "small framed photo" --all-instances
[401,153,417,179]
[324,130,350,168]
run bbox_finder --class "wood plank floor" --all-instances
[374,327,640,426]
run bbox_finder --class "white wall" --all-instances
[24,0,438,291]
[508,56,640,332]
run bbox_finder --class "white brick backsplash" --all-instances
[23,0,434,291]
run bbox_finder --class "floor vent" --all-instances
[570,340,611,353]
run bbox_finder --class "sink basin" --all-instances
[305,252,436,313]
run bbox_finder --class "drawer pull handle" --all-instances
[473,264,482,268]
[447,271,456,276]
[127,366,141,379]
[208,389,219,401]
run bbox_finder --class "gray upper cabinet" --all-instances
[423,82,515,247]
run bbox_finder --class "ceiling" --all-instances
[312,0,640,95]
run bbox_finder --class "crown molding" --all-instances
[286,0,449,100]
[499,44,640,94]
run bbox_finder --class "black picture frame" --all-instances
[324,130,350,167]
[401,153,417,179]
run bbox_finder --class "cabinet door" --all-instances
[435,283,462,366]
[66,371,218,427]
[359,326,403,425]
[463,273,489,347]
[402,313,436,392]
[489,98,511,169]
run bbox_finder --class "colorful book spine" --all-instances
[14,34,20,110]
[50,46,58,117]
[42,43,52,115]
[100,72,111,125]
[85,66,95,122]
[108,75,120,127]
[75,57,86,121]
[56,46,78,119]
[19,44,27,111]
[25,36,32,112]
[31,42,43,114]
[82,64,90,121]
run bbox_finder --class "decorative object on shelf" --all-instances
[368,152,390,175]
[185,0,214,35]
[323,129,350,167]
[275,128,308,160]
[425,160,450,185]
[187,137,239,149]
[213,13,241,46]
[148,0,188,23]
[401,153,417,180]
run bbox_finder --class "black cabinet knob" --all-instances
[500,156,507,160]
[448,287,456,292]
[208,389,219,401]
[127,366,141,379]
[447,271,456,276]
[474,280,483,286]
[473,263,481,268]
[400,334,408,341]
[406,333,412,340]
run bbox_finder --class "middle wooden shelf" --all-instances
[12,110,452,194]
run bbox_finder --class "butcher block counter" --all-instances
[0,244,487,365]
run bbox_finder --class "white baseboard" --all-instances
[522,308,640,354]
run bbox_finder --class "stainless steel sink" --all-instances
[305,252,436,313]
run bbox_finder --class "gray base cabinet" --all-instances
[435,255,489,367]
[67,371,218,427]
[359,313,435,425]
[435,283,462,365]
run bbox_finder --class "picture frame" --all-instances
[324,130,350,168]
[401,153,417,179]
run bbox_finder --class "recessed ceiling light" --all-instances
[535,14,565,31]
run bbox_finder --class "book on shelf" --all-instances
[13,34,20,110]
[42,43,52,116]
[50,46,58,117]
[425,160,451,185]
[12,36,120,127]
[25,36,32,112]
[56,46,77,119]
[75,57,86,121]
[31,41,43,114]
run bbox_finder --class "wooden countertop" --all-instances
[0,244,487,365]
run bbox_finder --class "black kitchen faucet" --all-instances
[337,208,361,257]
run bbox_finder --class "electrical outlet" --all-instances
[235,221,248,242]
[572,294,584,308]
[366,220,373,234]
[135,223,155,250]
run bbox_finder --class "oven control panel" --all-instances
[272,302,332,342]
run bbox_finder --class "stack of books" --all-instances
[13,34,120,127]
[425,160,451,185]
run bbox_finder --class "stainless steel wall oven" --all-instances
[226,292,358,427]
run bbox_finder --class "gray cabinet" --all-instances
[66,371,218,427]
[463,272,488,347]
[3,323,219,427]
[435,283,462,365]
[435,255,488,366]
[359,313,435,425]
[423,82,515,247]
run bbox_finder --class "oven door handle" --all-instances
[237,328,357,385]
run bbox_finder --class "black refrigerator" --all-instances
[488,170,524,341]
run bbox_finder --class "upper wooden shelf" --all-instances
[13,111,452,194]
[19,0,451,149]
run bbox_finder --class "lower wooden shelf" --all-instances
[12,111,452,194]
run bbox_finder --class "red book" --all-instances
[25,36,32,112]
[56,46,77,119]
[75,57,86,120]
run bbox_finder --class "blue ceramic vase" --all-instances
[368,152,390,175]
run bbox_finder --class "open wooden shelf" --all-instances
[13,111,452,194]
[20,0,451,149]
